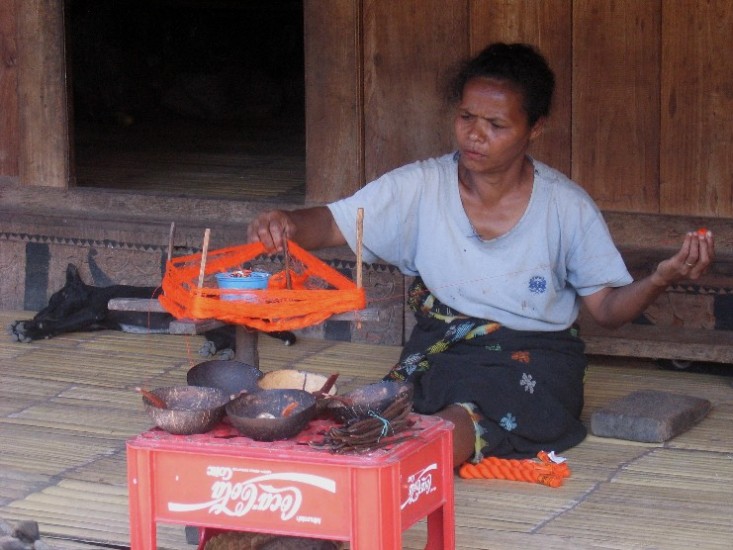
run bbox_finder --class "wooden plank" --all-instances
[109,298,381,334]
[107,298,168,313]
[304,0,363,202]
[660,0,733,217]
[363,0,468,181]
[583,332,733,363]
[581,321,733,363]
[110,298,380,320]
[572,0,661,213]
[0,0,19,178]
[168,319,224,335]
[16,0,71,187]
[470,0,572,176]
[602,210,732,253]
[601,210,733,287]
[107,298,224,335]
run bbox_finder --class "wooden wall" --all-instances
[0,0,732,349]
[0,1,731,217]
[305,0,733,218]
[660,1,733,216]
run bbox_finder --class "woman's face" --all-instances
[454,77,544,177]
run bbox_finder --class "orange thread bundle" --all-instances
[159,241,366,332]
[458,451,571,488]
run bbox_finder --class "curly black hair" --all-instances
[447,43,555,126]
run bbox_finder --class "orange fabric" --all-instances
[159,241,366,332]
[458,451,571,488]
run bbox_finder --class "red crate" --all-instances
[127,415,454,549]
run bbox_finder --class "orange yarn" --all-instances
[458,451,571,488]
[159,241,366,332]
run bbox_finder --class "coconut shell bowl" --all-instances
[140,385,230,435]
[186,359,263,397]
[225,388,317,441]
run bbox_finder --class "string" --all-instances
[167,231,693,310]
[160,236,704,336]
[368,411,392,439]
[343,248,633,305]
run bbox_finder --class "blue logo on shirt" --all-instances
[528,276,547,294]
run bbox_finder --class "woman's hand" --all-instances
[247,210,294,253]
[582,228,715,330]
[246,206,347,253]
[649,228,715,288]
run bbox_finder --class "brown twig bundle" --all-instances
[314,392,416,453]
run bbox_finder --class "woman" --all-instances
[247,43,714,464]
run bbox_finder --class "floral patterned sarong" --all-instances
[385,278,588,459]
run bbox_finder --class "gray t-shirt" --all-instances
[328,153,632,331]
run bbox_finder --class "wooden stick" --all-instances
[356,208,364,289]
[135,387,167,409]
[167,221,176,263]
[317,373,339,396]
[282,236,292,289]
[197,228,211,289]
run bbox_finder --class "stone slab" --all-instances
[590,390,712,443]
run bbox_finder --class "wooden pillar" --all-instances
[16,0,71,188]
[234,326,259,368]
[0,1,19,179]
[303,0,363,202]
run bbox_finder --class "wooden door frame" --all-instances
[16,0,71,188]
[16,0,363,205]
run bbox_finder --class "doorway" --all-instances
[67,0,305,202]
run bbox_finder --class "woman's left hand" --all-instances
[583,228,716,330]
[651,228,715,287]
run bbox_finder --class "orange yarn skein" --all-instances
[458,451,571,488]
[159,241,366,332]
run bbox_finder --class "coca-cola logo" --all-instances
[168,467,336,522]
[401,463,437,509]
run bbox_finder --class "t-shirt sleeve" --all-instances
[564,203,633,296]
[327,164,423,270]
[327,202,380,264]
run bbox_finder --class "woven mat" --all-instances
[1,310,732,549]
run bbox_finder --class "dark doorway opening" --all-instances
[67,0,305,202]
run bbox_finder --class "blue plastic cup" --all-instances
[215,271,271,302]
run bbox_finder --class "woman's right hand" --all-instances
[247,206,346,253]
[247,210,294,253]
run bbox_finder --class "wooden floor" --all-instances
[1,309,732,549]
[73,114,306,203]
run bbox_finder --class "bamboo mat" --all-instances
[1,310,732,549]
[74,117,305,202]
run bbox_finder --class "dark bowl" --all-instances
[187,359,262,397]
[225,389,317,441]
[142,385,229,435]
[325,380,414,424]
